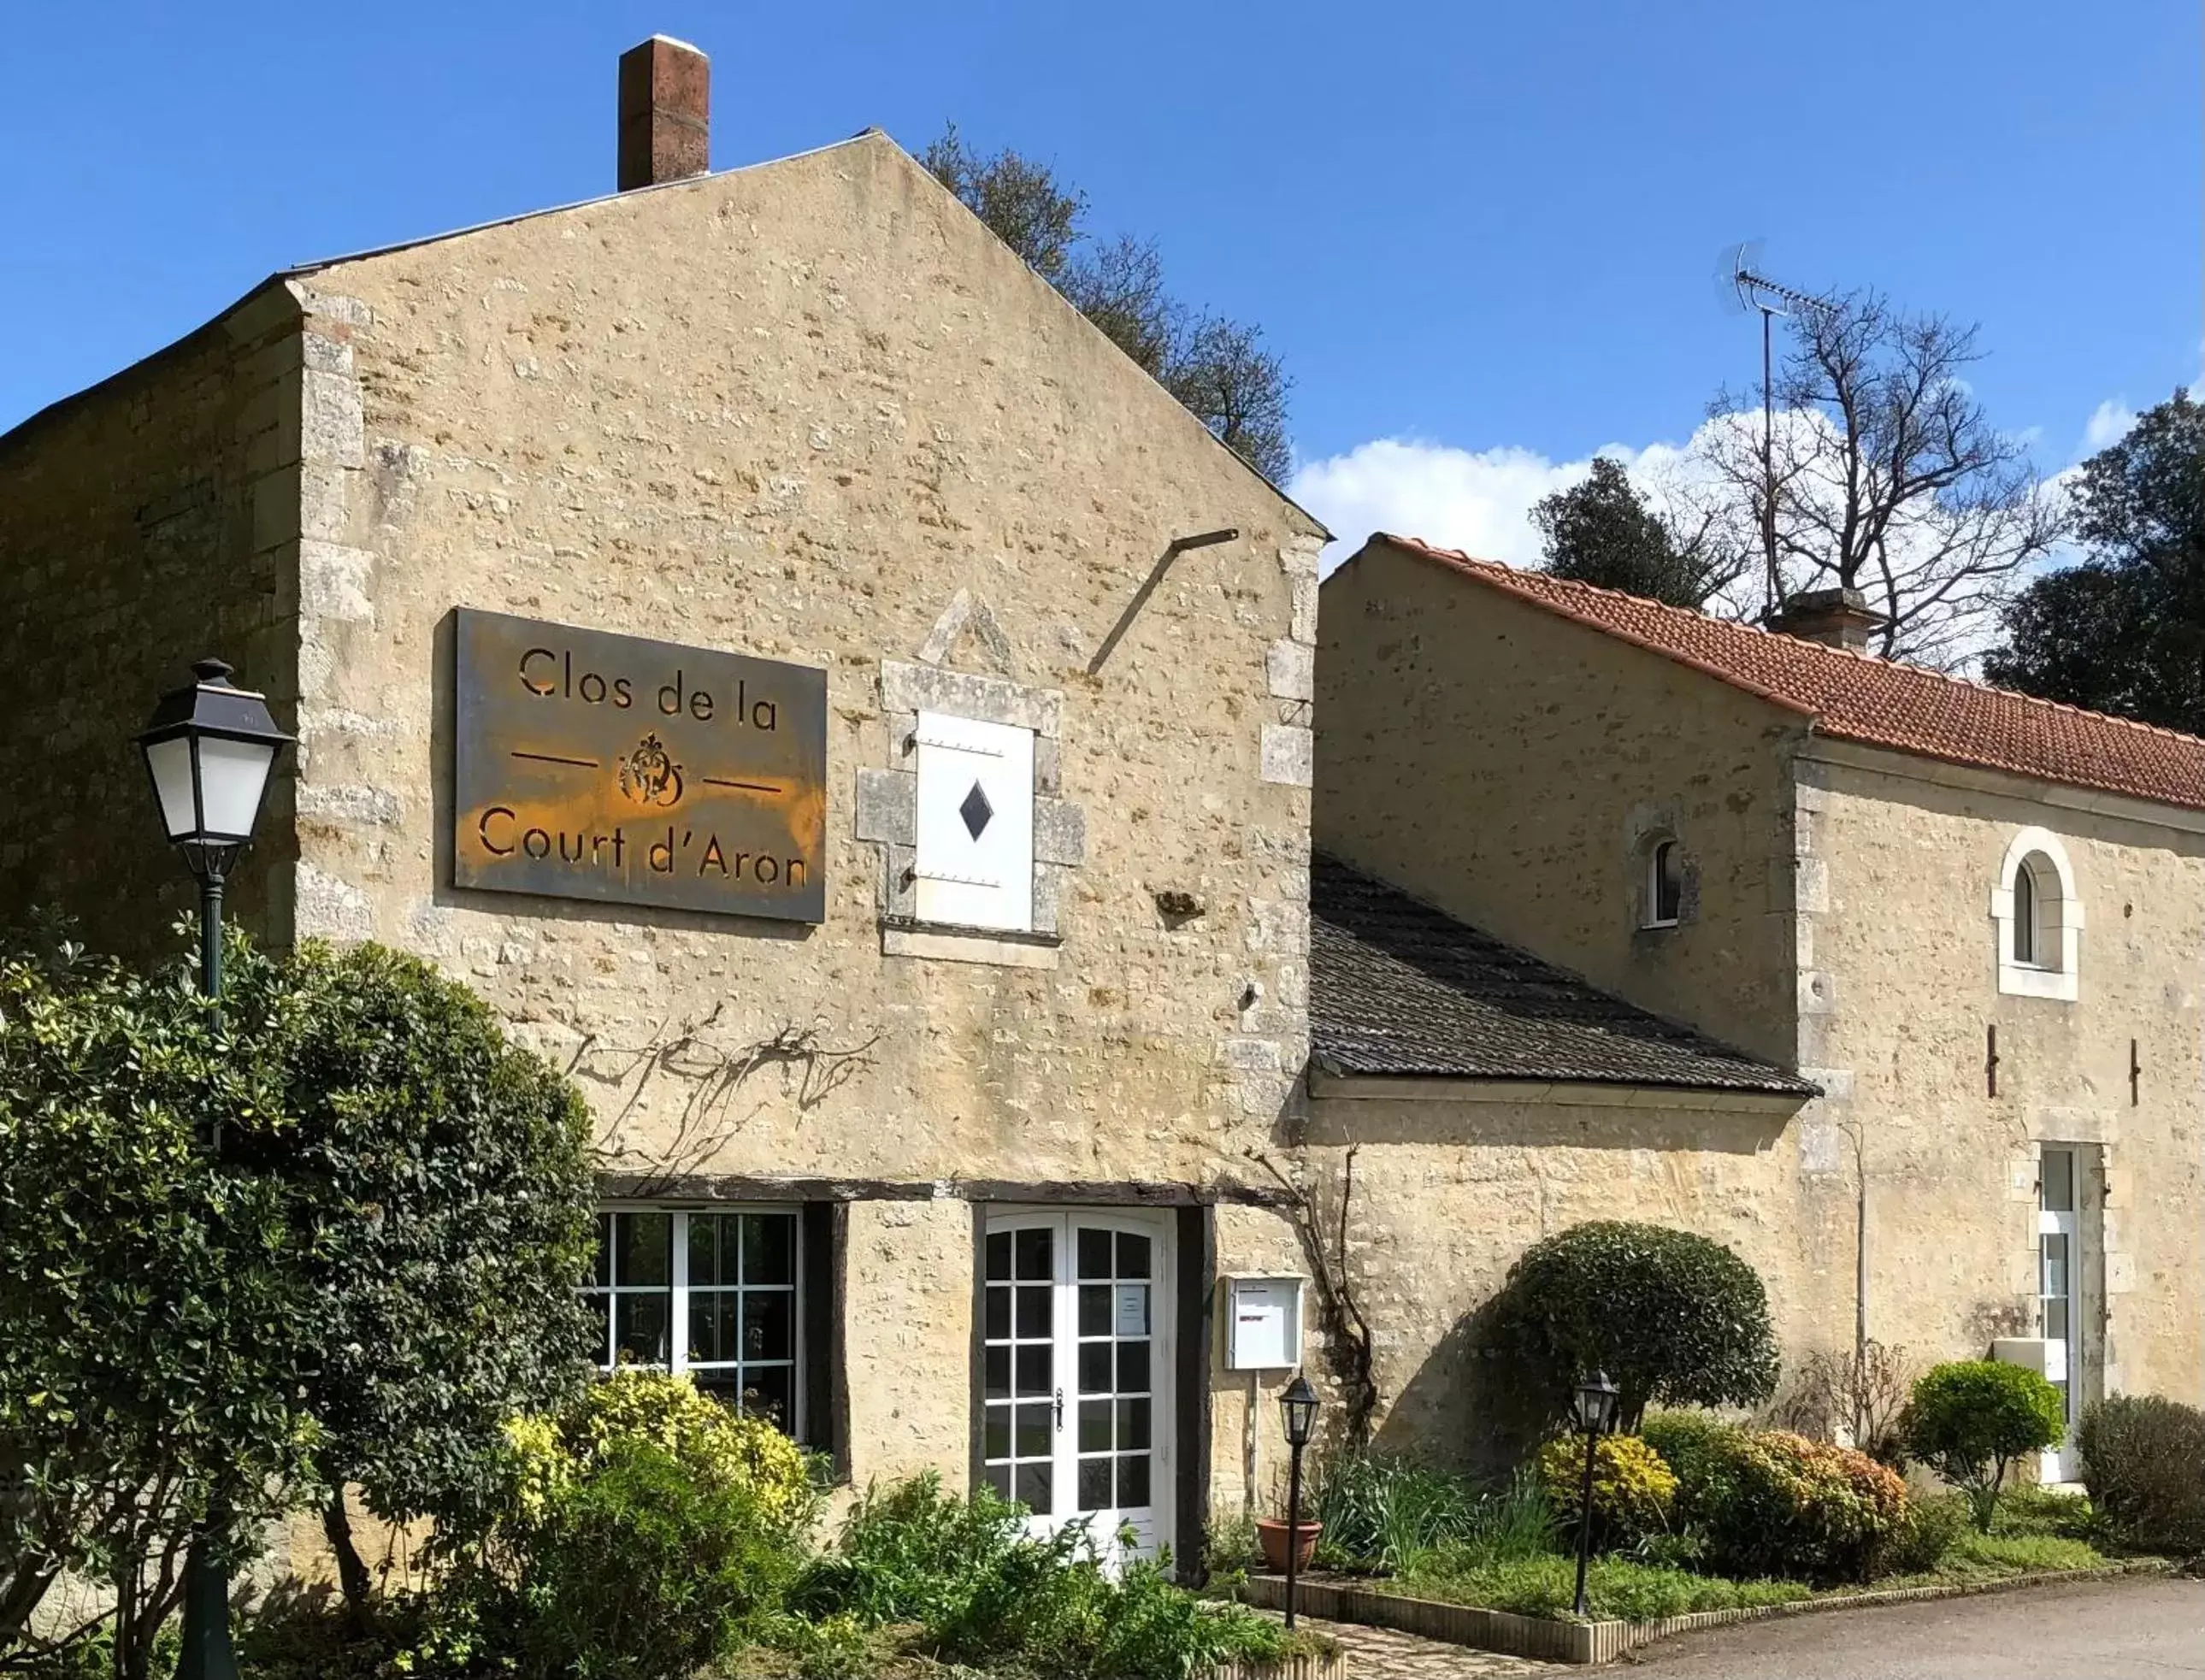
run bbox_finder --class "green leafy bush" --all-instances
[1641,1414,1907,1583]
[1903,1362,2066,1532]
[504,1436,798,1680]
[2078,1394,2205,1553]
[1309,1452,1482,1571]
[1489,1223,1780,1429]
[1398,1548,1808,1622]
[1533,1434,1677,1548]
[231,938,600,1602]
[1878,1494,1970,1576]
[791,1471,1289,1677]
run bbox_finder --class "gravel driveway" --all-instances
[1624,1575,2205,1677]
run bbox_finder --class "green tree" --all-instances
[1491,1222,1780,1430]
[1984,392,2205,729]
[0,928,321,1679]
[231,940,599,1612]
[921,126,1292,482]
[1532,457,1742,609]
[1902,1361,2066,1531]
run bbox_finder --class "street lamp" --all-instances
[1278,1373,1320,1631]
[1570,1370,1621,1619]
[137,657,291,1680]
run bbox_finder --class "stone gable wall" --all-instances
[1313,543,1806,1066]
[0,285,309,954]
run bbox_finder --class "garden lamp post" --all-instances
[137,657,291,1680]
[1278,1373,1320,1631]
[1571,1370,1621,1619]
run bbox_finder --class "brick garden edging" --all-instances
[1206,1648,1348,1680]
[1240,1560,2171,1665]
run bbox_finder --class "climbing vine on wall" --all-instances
[1250,1144,1379,1447]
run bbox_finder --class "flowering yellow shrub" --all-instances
[504,1369,815,1531]
[1535,1432,1678,1537]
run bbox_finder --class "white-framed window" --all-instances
[1992,828,2082,1001]
[913,710,1036,933]
[583,1207,804,1433]
[1642,837,1683,929]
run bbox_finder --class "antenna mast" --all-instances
[1726,245,1836,619]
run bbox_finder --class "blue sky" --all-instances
[3,1,2196,562]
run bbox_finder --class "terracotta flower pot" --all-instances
[1255,1516,1322,1573]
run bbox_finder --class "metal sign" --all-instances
[453,609,827,922]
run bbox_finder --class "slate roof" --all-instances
[1373,533,2205,815]
[1309,855,1817,1097]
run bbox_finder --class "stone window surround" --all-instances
[855,660,1087,966]
[1992,826,2083,1002]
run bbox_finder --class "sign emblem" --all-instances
[452,609,827,922]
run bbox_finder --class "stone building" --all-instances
[0,39,1332,1563]
[1316,533,2205,1477]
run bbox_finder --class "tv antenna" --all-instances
[1720,241,1837,616]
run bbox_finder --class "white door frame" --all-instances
[978,1205,1176,1563]
[2038,1147,2081,1483]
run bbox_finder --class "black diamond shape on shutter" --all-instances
[959,781,994,840]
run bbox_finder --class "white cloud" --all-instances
[1288,433,1706,575]
[2080,398,2137,454]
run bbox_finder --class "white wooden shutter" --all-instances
[914,711,1035,932]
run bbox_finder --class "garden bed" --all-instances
[1239,1558,2172,1665]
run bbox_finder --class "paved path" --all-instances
[1285,1614,1564,1677]
[1625,1575,2205,1677]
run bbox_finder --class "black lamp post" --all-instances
[1570,1370,1621,1619]
[1278,1373,1320,1631]
[137,658,291,1680]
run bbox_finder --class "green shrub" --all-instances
[1903,1362,2066,1532]
[791,1471,1287,1677]
[502,1436,796,1680]
[1398,1548,1808,1622]
[2078,1394,2205,1553]
[1533,1434,1677,1548]
[1640,1415,1906,1583]
[1489,1223,1780,1429]
[1309,1452,1482,1571]
[1878,1494,1970,1576]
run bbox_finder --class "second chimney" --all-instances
[1770,587,1884,652]
[618,36,710,192]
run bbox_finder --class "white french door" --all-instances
[979,1209,1172,1561]
[2039,1147,2080,1483]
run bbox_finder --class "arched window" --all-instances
[1994,829,2081,1000]
[1643,838,1683,929]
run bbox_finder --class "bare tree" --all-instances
[1702,292,2065,666]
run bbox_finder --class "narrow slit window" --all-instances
[1645,840,1683,928]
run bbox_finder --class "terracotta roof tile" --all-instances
[1374,533,2205,814]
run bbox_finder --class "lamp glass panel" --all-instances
[196,736,278,839]
[144,736,200,840]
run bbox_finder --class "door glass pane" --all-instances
[985,1347,1011,1399]
[1015,1403,1052,1457]
[982,1464,1012,1499]
[1078,1400,1111,1453]
[593,1213,613,1287]
[739,1365,793,1429]
[1078,1228,1112,1280]
[1015,1229,1052,1281]
[1078,1342,1112,1394]
[2041,1149,2075,1212]
[1117,1232,1152,1279]
[586,1293,611,1362]
[984,1409,1010,1460]
[2042,1234,2069,1299]
[1016,1346,1052,1395]
[1117,1398,1151,1451]
[1079,1284,1111,1335]
[687,1292,726,1364]
[688,1215,725,1287]
[986,1231,1013,1282]
[1016,1464,1053,1515]
[985,1286,1011,1340]
[1117,1457,1150,1507]
[1117,1341,1150,1394]
[1016,1284,1052,1336]
[1079,1459,1111,1507]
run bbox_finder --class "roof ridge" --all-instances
[1372,532,2205,770]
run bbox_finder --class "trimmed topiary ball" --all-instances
[1490,1222,1780,1429]
[1902,1360,2066,1531]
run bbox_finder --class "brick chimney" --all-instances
[1770,587,1884,651]
[617,36,710,192]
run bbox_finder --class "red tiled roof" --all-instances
[1372,533,2205,814]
